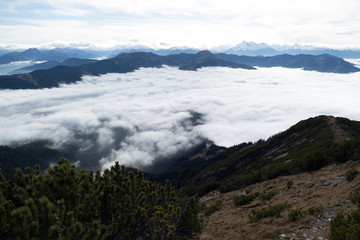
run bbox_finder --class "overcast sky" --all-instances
[1,0,360,49]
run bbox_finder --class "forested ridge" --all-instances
[0,158,201,240]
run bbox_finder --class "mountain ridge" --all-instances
[9,58,99,74]
[216,53,360,73]
[0,51,358,89]
[3,41,360,58]
[178,50,254,71]
[184,115,360,195]
[0,51,254,89]
[0,47,96,65]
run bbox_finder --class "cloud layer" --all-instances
[1,0,360,48]
[1,66,360,170]
[0,61,33,75]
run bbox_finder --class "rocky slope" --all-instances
[199,160,360,240]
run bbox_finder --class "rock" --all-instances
[238,191,247,196]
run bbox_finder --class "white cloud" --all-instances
[0,61,33,75]
[1,66,360,171]
[1,0,360,48]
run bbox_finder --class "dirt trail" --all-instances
[326,116,351,143]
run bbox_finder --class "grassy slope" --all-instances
[195,116,360,239]
[199,160,360,240]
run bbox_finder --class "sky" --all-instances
[1,66,360,171]
[1,0,360,49]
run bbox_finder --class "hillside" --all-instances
[199,160,360,240]
[0,141,63,180]
[143,141,252,188]
[190,116,360,240]
[9,60,61,74]
[186,116,360,193]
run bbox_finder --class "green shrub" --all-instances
[233,193,258,207]
[330,185,360,240]
[308,206,323,215]
[288,209,305,222]
[286,180,293,189]
[329,210,360,240]
[204,200,222,216]
[259,191,277,201]
[0,159,202,240]
[219,182,237,193]
[183,181,221,197]
[349,188,360,207]
[249,203,291,222]
[346,168,359,182]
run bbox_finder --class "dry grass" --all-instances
[199,161,360,240]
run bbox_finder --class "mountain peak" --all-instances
[23,48,41,54]
[195,50,214,56]
[232,41,272,51]
[197,50,212,54]
[226,42,277,56]
[179,50,254,71]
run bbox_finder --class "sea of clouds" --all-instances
[1,66,360,171]
[0,61,34,75]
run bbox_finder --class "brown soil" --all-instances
[199,161,360,240]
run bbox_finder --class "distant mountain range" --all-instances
[0,51,254,89]
[110,41,360,58]
[1,42,360,76]
[0,50,358,89]
[221,41,360,58]
[0,51,360,89]
[9,58,98,74]
[0,48,97,65]
[1,41,360,63]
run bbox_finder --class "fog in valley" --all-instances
[1,66,360,171]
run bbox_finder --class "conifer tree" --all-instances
[0,158,201,239]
